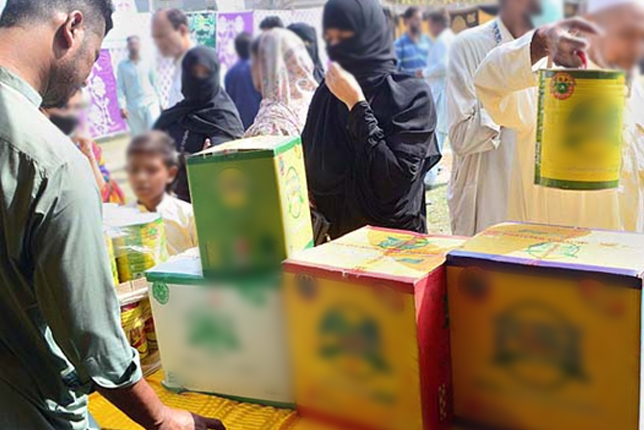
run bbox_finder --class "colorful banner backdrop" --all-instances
[189,12,217,48]
[86,50,127,138]
[217,12,254,80]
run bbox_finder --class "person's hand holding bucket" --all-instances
[531,17,602,68]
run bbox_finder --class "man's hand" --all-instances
[98,379,225,430]
[326,62,366,110]
[531,17,602,67]
[156,408,225,430]
[120,108,129,120]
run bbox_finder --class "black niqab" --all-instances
[288,23,325,84]
[155,46,243,138]
[302,0,440,238]
[323,0,397,90]
[155,46,244,201]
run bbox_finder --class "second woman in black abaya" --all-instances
[155,46,244,202]
[302,0,440,239]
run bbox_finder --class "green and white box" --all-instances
[146,253,293,406]
[187,136,313,274]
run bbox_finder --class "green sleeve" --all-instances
[31,160,142,389]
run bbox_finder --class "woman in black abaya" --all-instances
[155,46,244,201]
[303,0,440,239]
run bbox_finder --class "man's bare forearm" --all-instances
[97,378,167,430]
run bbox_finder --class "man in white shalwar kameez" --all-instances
[475,0,644,232]
[446,0,540,236]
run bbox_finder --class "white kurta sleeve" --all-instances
[447,37,501,157]
[474,31,541,131]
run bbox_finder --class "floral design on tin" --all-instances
[550,72,576,101]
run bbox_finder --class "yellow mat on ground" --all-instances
[89,371,300,430]
[90,371,463,430]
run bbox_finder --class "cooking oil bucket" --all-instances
[535,69,626,190]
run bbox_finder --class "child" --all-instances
[126,131,198,256]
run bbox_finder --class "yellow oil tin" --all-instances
[111,213,168,283]
[535,69,626,190]
[104,233,119,287]
[120,301,149,359]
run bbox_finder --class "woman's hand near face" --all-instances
[325,62,366,110]
[74,132,96,161]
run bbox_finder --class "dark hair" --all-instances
[0,0,114,35]
[259,16,284,30]
[234,32,252,60]
[403,6,421,21]
[426,8,450,27]
[128,131,179,170]
[159,8,189,31]
[126,35,140,43]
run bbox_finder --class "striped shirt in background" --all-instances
[394,33,433,75]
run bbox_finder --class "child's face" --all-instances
[126,153,177,204]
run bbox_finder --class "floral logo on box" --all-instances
[318,305,390,381]
[153,282,170,305]
[286,167,304,219]
[494,301,586,390]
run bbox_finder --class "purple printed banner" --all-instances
[217,12,254,80]
[86,49,127,138]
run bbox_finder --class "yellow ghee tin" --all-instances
[111,213,168,283]
[139,299,157,351]
[104,233,119,287]
[120,301,149,359]
[535,69,626,190]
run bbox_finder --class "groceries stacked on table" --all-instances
[103,205,169,375]
[140,136,644,430]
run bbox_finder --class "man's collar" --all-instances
[496,17,516,42]
[0,65,43,107]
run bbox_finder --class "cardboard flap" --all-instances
[146,249,203,282]
[451,222,644,279]
[191,136,299,159]
[285,226,466,283]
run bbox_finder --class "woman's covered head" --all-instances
[251,28,317,102]
[181,46,221,103]
[322,0,396,80]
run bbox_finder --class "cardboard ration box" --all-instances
[447,222,644,430]
[187,136,313,274]
[283,226,466,430]
[145,252,293,407]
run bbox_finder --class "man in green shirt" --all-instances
[0,1,224,429]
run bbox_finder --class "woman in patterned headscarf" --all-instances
[244,28,319,137]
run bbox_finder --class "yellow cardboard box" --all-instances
[447,222,644,430]
[284,226,465,430]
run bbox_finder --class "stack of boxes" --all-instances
[138,135,644,430]
[104,205,168,373]
[146,136,312,406]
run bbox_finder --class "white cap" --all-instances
[587,0,642,14]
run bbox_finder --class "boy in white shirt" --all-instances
[126,131,198,255]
